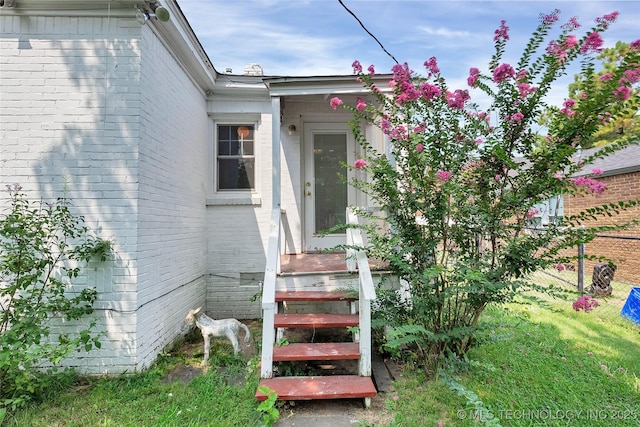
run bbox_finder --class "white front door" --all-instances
[303,123,355,252]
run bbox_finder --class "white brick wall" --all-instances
[205,105,273,319]
[135,26,208,368]
[0,14,142,373]
[0,14,208,374]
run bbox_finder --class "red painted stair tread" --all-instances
[275,290,357,302]
[274,313,359,328]
[256,375,377,401]
[273,342,360,361]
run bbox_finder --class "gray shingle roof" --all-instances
[574,144,640,177]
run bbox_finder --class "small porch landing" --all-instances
[280,253,388,274]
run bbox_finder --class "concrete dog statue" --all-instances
[184,307,251,365]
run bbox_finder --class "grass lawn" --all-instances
[5,272,640,426]
[5,332,267,427]
[388,271,640,426]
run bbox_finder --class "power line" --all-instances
[338,0,400,65]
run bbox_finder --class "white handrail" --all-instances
[346,207,376,302]
[346,207,376,378]
[260,207,281,378]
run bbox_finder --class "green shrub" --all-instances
[0,185,111,410]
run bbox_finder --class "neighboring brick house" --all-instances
[563,144,640,285]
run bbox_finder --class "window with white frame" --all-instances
[216,124,255,191]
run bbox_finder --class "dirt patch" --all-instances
[161,319,260,384]
[161,365,204,384]
[274,388,395,426]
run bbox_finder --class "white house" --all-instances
[1,0,389,402]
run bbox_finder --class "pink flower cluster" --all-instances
[562,16,581,31]
[352,60,362,74]
[436,170,452,182]
[381,117,390,135]
[546,35,579,62]
[467,67,480,87]
[573,295,599,312]
[420,83,442,100]
[526,208,539,219]
[560,99,577,116]
[598,112,612,125]
[390,125,408,141]
[541,9,560,25]
[595,11,619,29]
[424,56,440,76]
[356,97,367,112]
[445,89,470,109]
[508,112,525,123]
[568,176,606,195]
[354,159,367,170]
[390,63,422,105]
[621,68,640,84]
[493,63,515,83]
[352,60,375,76]
[581,32,604,54]
[494,19,509,42]
[330,97,343,110]
[518,82,537,98]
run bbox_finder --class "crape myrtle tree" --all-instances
[562,41,640,148]
[331,10,640,365]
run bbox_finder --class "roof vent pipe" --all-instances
[243,64,264,76]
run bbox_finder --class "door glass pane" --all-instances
[313,133,347,234]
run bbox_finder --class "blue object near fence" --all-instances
[621,287,640,326]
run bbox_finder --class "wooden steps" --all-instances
[273,342,360,361]
[256,375,377,401]
[275,290,356,302]
[274,313,359,328]
[258,290,377,405]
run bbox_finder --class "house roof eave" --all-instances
[263,74,393,97]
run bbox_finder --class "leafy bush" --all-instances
[0,184,111,409]
[336,10,639,365]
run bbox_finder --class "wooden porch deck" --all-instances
[280,253,388,274]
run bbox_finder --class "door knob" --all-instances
[306,191,312,196]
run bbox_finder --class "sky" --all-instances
[175,0,639,104]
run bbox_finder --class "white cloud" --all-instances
[417,26,473,39]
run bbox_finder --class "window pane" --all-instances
[243,140,254,155]
[217,124,255,191]
[218,159,255,190]
[218,140,240,156]
[314,133,347,232]
[218,125,231,141]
